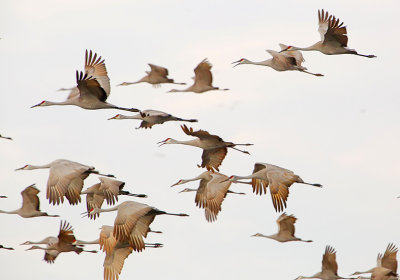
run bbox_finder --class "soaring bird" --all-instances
[168,59,228,93]
[25,221,97,263]
[280,9,376,57]
[251,213,312,243]
[81,177,147,220]
[31,50,139,112]
[295,246,351,280]
[117,63,186,87]
[108,110,198,129]
[0,184,59,218]
[0,134,12,140]
[158,124,252,171]
[83,201,188,252]
[15,159,115,205]
[352,243,398,280]
[232,44,323,76]
[171,171,245,222]
[225,162,322,212]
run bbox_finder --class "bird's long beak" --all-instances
[157,140,167,147]
[170,181,181,187]
[30,103,41,108]
[231,60,242,68]
[107,115,117,120]
[219,178,230,183]
[279,47,289,53]
[15,166,25,171]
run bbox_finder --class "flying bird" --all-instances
[171,171,246,222]
[108,110,198,129]
[0,245,14,250]
[31,50,139,112]
[81,177,147,220]
[16,159,115,205]
[352,243,398,280]
[0,184,59,218]
[280,9,376,58]
[25,221,97,263]
[158,124,252,172]
[82,201,188,252]
[118,63,186,87]
[295,246,351,280]
[251,213,312,243]
[168,59,229,93]
[225,163,322,212]
[232,44,323,76]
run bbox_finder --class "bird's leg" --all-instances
[227,190,246,195]
[148,228,162,234]
[230,147,250,154]
[354,53,377,58]
[300,182,322,188]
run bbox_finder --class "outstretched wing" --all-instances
[318,9,348,47]
[201,147,227,172]
[322,246,338,275]
[76,71,108,102]
[21,185,41,212]
[181,124,222,141]
[193,58,213,87]
[148,63,169,78]
[381,243,398,272]
[85,50,111,96]
[279,43,305,66]
[277,213,297,236]
[251,163,268,195]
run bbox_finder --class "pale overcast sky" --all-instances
[1,0,399,279]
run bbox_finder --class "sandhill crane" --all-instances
[251,213,312,243]
[118,64,186,87]
[295,246,351,280]
[15,159,115,205]
[25,221,97,263]
[224,163,322,212]
[108,110,198,129]
[158,124,253,172]
[0,184,59,218]
[280,9,376,58]
[31,50,139,112]
[171,171,245,222]
[21,236,59,246]
[0,134,12,140]
[0,245,14,250]
[232,44,323,76]
[352,243,398,280]
[168,59,228,93]
[82,201,188,252]
[81,177,147,220]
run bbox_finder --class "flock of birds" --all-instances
[0,8,396,280]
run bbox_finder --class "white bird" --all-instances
[232,44,323,76]
[171,171,245,222]
[108,110,198,129]
[25,221,97,263]
[280,9,376,58]
[83,201,188,252]
[168,59,229,93]
[0,184,59,218]
[295,246,351,280]
[81,177,147,220]
[352,243,398,280]
[158,124,252,172]
[31,50,139,112]
[225,163,322,212]
[15,159,115,205]
[118,63,186,87]
[0,134,12,140]
[251,213,312,243]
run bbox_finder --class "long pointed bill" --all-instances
[279,47,290,53]
[15,166,26,171]
[157,140,167,147]
[30,102,42,108]
[231,60,242,67]
[219,178,230,183]
[107,116,118,120]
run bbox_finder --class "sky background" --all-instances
[1,0,399,279]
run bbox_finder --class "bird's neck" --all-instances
[231,174,255,182]
[294,43,321,52]
[43,99,77,107]
[0,209,19,215]
[25,163,52,170]
[170,138,201,147]
[76,239,99,245]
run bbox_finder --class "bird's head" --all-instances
[108,114,122,120]
[15,164,30,171]
[220,175,235,183]
[157,138,175,146]
[231,58,249,67]
[30,100,49,108]
[280,46,295,53]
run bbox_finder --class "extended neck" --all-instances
[18,163,52,170]
[0,209,19,215]
[76,238,99,245]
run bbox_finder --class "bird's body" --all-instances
[281,10,376,58]
[82,177,147,220]
[168,59,228,93]
[0,184,59,218]
[85,201,188,252]
[32,50,139,112]
[295,246,350,280]
[251,213,312,242]
[226,162,322,212]
[352,243,398,280]
[158,124,252,171]
[171,171,245,222]
[16,159,114,205]
[233,44,323,76]
[25,221,97,263]
[118,63,185,87]
[108,110,198,129]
